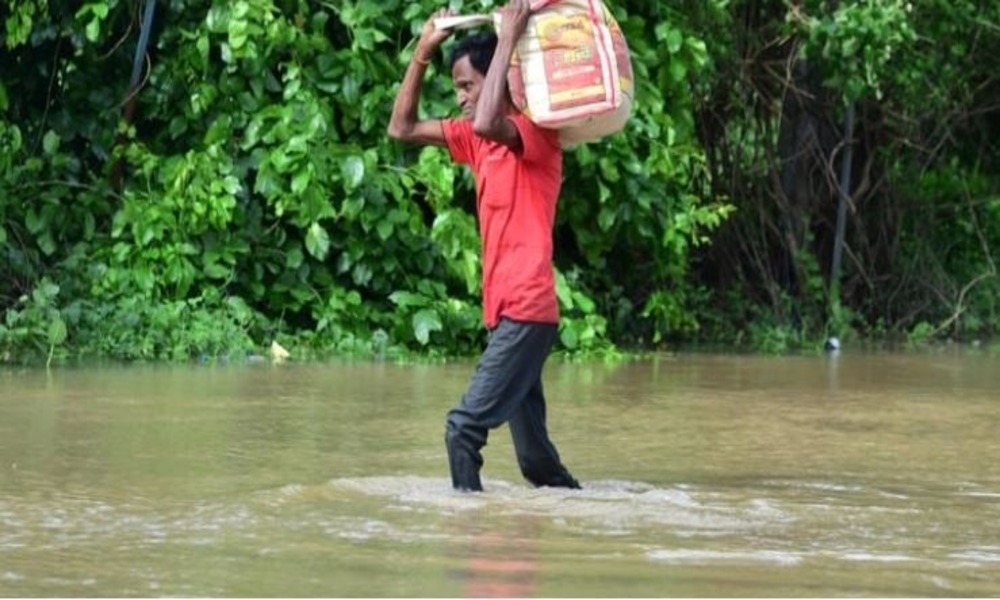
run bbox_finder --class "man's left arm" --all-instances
[472,0,531,152]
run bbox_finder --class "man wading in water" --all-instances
[388,0,580,492]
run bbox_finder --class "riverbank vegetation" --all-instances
[2,0,999,364]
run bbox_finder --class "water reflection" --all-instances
[449,518,541,598]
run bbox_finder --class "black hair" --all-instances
[450,31,498,76]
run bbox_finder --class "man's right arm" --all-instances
[387,9,453,147]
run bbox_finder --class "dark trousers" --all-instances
[445,318,579,491]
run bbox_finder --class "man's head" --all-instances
[450,32,498,120]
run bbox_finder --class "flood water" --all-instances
[1,349,999,597]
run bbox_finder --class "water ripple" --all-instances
[647,548,803,566]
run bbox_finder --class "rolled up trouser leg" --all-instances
[445,319,557,492]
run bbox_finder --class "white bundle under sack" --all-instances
[436,0,634,147]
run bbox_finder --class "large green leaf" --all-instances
[305,222,330,260]
[412,309,442,346]
[342,156,365,189]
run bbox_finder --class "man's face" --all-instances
[451,55,485,121]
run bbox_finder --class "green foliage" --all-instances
[0,279,259,364]
[0,279,67,364]
[796,0,917,103]
[2,0,999,362]
[748,318,802,356]
[906,321,935,347]
[888,163,1000,339]
[556,1,733,347]
[554,269,612,354]
[72,292,259,362]
[4,0,47,48]
[1,0,734,363]
[685,0,1000,350]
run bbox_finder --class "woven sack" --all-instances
[436,0,633,146]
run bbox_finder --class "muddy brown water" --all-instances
[2,349,999,596]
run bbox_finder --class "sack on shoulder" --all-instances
[436,0,634,147]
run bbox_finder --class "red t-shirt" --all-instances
[442,114,563,329]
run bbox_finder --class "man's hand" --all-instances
[497,0,531,45]
[387,8,453,147]
[416,8,456,63]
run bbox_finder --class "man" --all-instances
[387,0,580,492]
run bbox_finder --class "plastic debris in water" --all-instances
[269,341,291,363]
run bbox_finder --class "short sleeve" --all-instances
[442,119,476,165]
[509,114,561,164]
